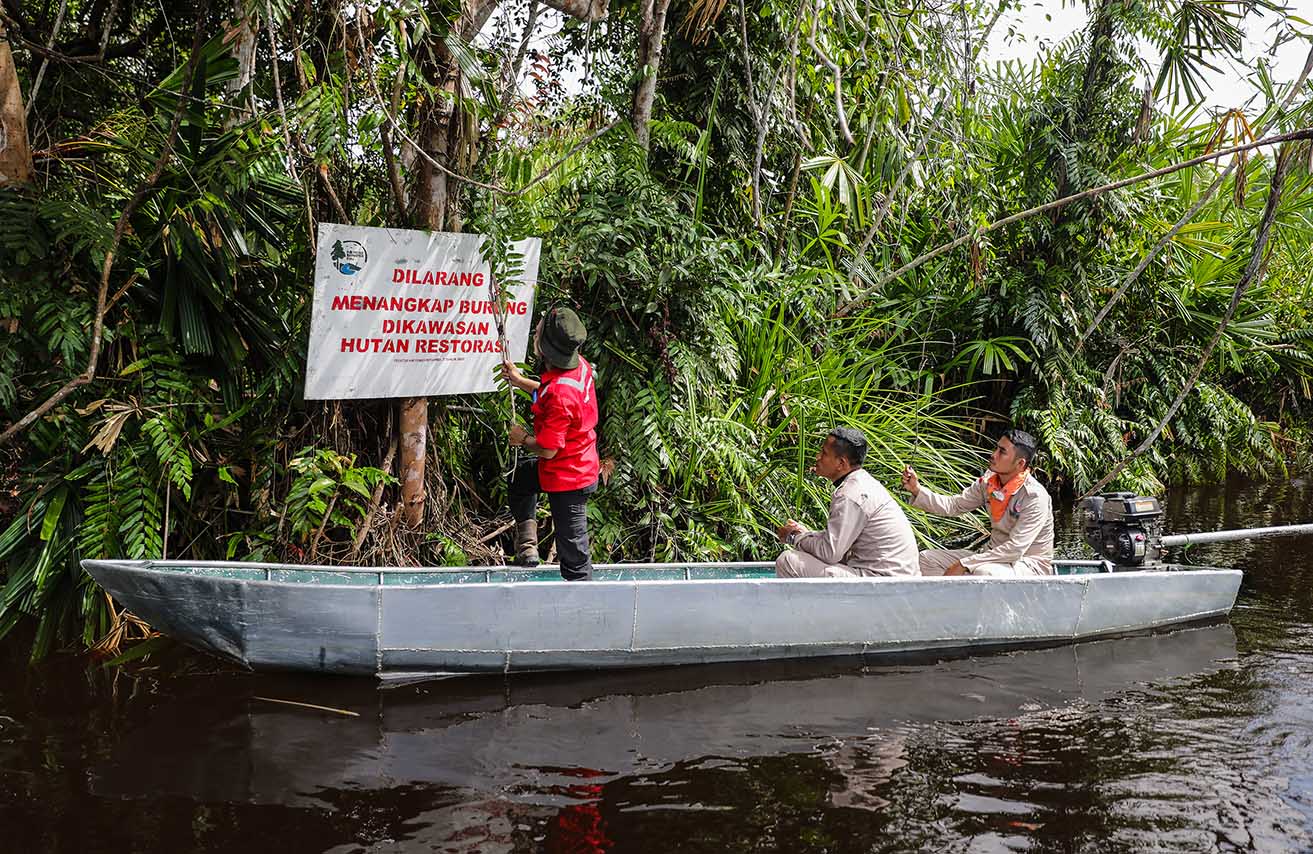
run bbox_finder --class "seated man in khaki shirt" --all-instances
[775,427,920,578]
[900,429,1054,576]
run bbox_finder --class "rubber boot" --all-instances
[513,519,540,567]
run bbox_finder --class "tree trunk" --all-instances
[413,98,454,234]
[223,2,259,128]
[0,22,34,186]
[400,1,497,529]
[399,0,602,527]
[400,93,456,528]
[398,396,428,526]
[631,0,672,152]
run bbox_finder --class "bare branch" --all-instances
[3,12,167,63]
[505,0,540,101]
[835,125,1313,317]
[350,424,397,559]
[359,42,622,199]
[96,0,122,59]
[806,0,854,146]
[355,14,408,216]
[1077,43,1313,347]
[24,0,67,113]
[737,0,762,227]
[1076,145,1296,501]
[267,1,348,223]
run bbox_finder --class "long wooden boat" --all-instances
[80,558,1242,676]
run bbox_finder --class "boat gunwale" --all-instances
[81,558,1241,591]
[85,558,779,574]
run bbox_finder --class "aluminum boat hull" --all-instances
[80,560,1242,676]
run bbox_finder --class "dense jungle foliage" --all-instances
[1,0,1312,656]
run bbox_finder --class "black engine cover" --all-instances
[1080,493,1165,567]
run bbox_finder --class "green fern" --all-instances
[142,415,195,501]
[116,445,166,560]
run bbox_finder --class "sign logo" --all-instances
[330,239,368,275]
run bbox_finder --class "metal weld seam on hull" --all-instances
[1073,577,1092,639]
[629,585,640,652]
[375,588,384,673]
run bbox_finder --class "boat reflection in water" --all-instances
[95,624,1236,811]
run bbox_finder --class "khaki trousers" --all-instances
[775,549,863,578]
[918,548,1048,577]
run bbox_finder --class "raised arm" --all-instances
[907,474,989,518]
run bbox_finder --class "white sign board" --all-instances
[305,224,539,400]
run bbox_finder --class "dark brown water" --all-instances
[3,478,1313,853]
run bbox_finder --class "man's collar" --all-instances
[988,467,1029,491]
[834,468,858,488]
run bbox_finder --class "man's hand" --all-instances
[944,559,969,576]
[776,519,806,544]
[501,360,537,392]
[901,465,920,496]
[508,423,529,447]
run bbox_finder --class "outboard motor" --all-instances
[1081,493,1165,568]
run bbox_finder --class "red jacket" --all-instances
[533,357,600,492]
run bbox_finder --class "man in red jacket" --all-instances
[502,306,600,581]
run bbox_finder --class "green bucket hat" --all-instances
[540,305,587,370]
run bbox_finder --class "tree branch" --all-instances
[1076,144,1296,502]
[834,125,1313,317]
[806,0,853,146]
[267,0,348,223]
[356,14,408,217]
[3,13,166,63]
[737,0,763,227]
[24,0,67,112]
[350,415,397,558]
[503,0,540,106]
[96,0,122,59]
[360,40,622,199]
[1077,43,1313,347]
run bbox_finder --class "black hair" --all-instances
[1003,428,1039,464]
[827,427,868,468]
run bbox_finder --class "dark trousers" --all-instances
[508,459,597,581]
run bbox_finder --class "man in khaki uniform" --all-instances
[776,427,919,578]
[901,429,1054,576]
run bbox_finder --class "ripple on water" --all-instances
[952,792,1044,817]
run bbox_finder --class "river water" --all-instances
[3,478,1313,852]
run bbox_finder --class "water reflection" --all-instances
[83,627,1237,850]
